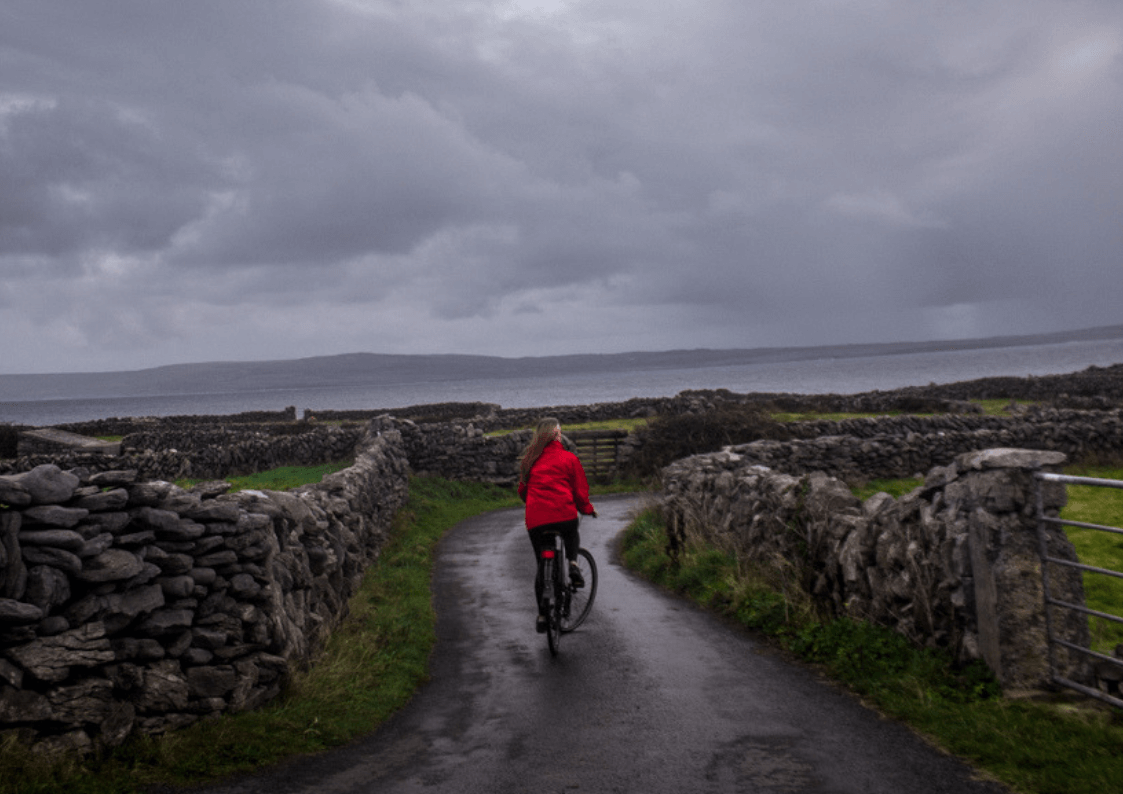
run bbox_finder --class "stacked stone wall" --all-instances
[661,447,1090,690]
[58,407,298,438]
[0,420,408,754]
[727,409,1123,482]
[1,425,364,484]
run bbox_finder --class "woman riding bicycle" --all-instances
[517,417,596,634]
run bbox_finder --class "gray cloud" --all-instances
[1,0,1121,373]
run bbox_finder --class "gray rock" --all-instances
[1,512,25,600]
[18,529,86,550]
[229,573,261,599]
[77,533,114,558]
[102,584,165,625]
[82,511,132,535]
[135,660,190,712]
[88,470,138,488]
[22,506,90,529]
[0,685,53,722]
[0,477,32,507]
[133,507,206,540]
[123,562,163,589]
[47,678,115,726]
[24,566,71,611]
[74,488,129,512]
[187,481,233,500]
[111,637,165,661]
[187,665,237,698]
[6,623,115,683]
[38,615,70,636]
[127,480,175,507]
[0,598,43,623]
[0,658,23,687]
[184,500,241,522]
[195,550,238,567]
[956,447,1068,471]
[10,465,80,505]
[99,701,136,747]
[181,647,214,665]
[189,567,217,586]
[153,551,194,575]
[21,547,82,577]
[77,549,144,583]
[191,627,228,650]
[116,530,157,546]
[157,576,196,599]
[139,609,194,635]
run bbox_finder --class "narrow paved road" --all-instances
[193,494,1007,794]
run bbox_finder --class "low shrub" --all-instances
[626,405,790,476]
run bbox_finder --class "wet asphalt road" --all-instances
[191,494,1007,794]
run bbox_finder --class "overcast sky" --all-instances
[2,1,1121,374]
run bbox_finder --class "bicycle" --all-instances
[537,527,598,656]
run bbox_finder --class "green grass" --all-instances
[972,398,1040,415]
[1059,465,1123,654]
[851,477,925,502]
[620,505,1123,794]
[0,475,519,794]
[770,399,1033,423]
[486,418,650,436]
[176,460,354,492]
[771,410,906,423]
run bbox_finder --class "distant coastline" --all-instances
[3,323,1123,403]
[2,327,1122,427]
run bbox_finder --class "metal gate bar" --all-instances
[1035,471,1123,708]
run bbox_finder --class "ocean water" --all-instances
[2,339,1122,427]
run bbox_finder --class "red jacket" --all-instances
[518,440,595,530]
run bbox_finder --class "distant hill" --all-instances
[2,324,1123,402]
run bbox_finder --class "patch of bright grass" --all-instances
[620,505,1123,794]
[1060,465,1123,654]
[771,410,905,423]
[851,477,925,502]
[0,476,519,794]
[176,460,353,492]
[487,418,651,436]
[971,398,1039,416]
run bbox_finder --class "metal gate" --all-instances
[1035,471,1123,708]
[568,429,630,483]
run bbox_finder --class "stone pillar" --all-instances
[956,448,1090,691]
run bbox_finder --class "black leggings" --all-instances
[528,518,580,612]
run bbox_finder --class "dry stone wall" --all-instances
[2,424,364,484]
[0,419,408,755]
[661,446,1090,691]
[723,409,1123,482]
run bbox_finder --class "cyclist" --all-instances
[517,417,597,633]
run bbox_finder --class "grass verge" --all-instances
[620,505,1123,794]
[0,476,519,794]
[175,460,353,492]
[1056,465,1123,654]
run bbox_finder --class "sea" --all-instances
[3,338,1122,427]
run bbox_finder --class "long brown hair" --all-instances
[518,417,560,482]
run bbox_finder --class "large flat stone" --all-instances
[5,623,115,683]
[77,549,144,583]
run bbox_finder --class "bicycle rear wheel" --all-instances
[560,548,597,633]
[543,557,561,655]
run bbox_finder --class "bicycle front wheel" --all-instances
[560,548,597,633]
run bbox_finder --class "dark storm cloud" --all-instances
[1,0,1121,372]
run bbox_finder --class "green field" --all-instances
[1059,466,1123,653]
